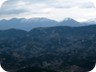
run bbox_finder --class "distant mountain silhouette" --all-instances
[0,17,96,31]
[59,18,82,27]
[83,18,96,25]
[0,18,58,31]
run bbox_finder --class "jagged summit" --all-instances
[0,17,58,31]
[60,17,81,27]
[0,17,96,31]
[63,17,75,21]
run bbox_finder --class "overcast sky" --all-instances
[0,0,96,21]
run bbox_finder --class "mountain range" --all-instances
[0,25,96,72]
[0,17,96,31]
[0,17,96,72]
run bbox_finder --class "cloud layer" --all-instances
[0,0,96,21]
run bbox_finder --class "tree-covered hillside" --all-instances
[0,25,96,72]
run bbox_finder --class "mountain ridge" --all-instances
[0,25,96,72]
[0,17,96,31]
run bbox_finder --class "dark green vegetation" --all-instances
[0,25,96,72]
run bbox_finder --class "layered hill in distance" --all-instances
[0,17,96,31]
[0,17,96,72]
[0,25,96,72]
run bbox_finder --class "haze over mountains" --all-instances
[0,17,96,31]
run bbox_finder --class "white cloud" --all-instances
[0,0,96,21]
[89,0,96,7]
[50,0,95,8]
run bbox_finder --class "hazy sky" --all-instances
[0,0,96,21]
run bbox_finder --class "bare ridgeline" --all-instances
[0,18,96,72]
